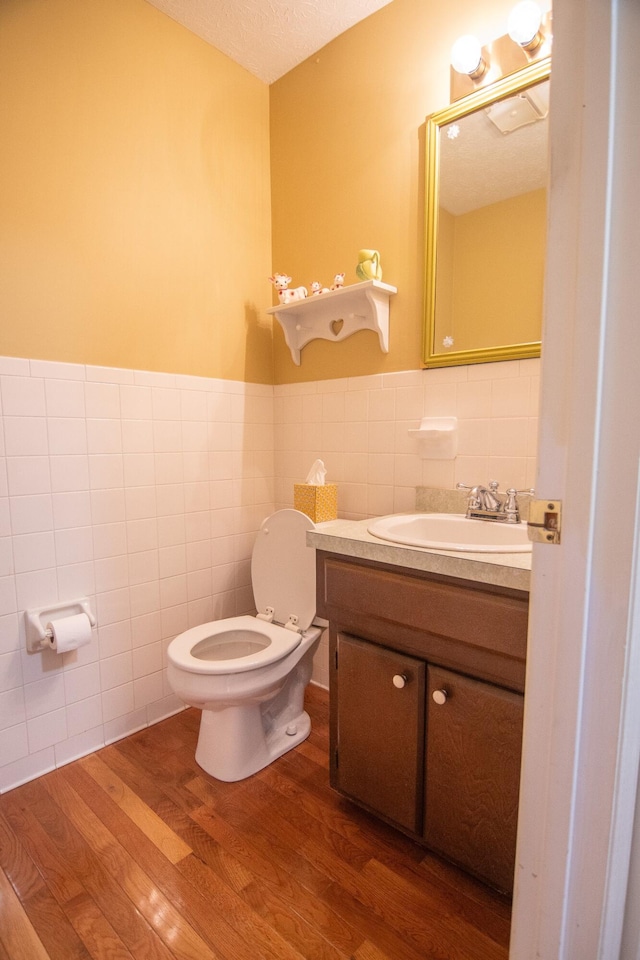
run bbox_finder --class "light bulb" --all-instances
[450,35,485,77]
[508,1,543,47]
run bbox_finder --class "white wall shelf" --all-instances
[267,279,397,365]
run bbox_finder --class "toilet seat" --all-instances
[168,615,303,675]
[251,509,317,631]
[168,510,318,677]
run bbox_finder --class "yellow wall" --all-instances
[442,188,546,351]
[270,0,520,383]
[0,0,273,383]
[1,0,529,385]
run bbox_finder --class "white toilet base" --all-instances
[188,629,320,781]
[195,703,312,782]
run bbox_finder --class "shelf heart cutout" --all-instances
[331,318,344,337]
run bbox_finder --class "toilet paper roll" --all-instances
[46,613,92,654]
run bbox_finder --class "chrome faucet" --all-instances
[457,481,534,523]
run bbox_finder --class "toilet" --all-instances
[167,509,323,782]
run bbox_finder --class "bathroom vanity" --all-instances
[308,518,530,895]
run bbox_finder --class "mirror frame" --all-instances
[422,57,551,368]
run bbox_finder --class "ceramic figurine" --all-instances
[269,273,308,303]
[330,272,345,290]
[355,249,382,282]
[310,281,329,295]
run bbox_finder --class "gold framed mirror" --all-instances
[422,57,551,368]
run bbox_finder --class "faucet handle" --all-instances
[504,487,535,522]
[456,481,501,513]
[456,482,481,512]
[507,487,535,498]
[456,482,479,503]
[456,483,484,493]
[457,480,502,492]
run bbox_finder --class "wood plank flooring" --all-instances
[0,685,511,960]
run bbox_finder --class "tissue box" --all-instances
[294,483,337,523]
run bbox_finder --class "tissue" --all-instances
[294,459,337,522]
[305,459,327,485]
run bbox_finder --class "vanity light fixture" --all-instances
[508,1,545,51]
[450,3,550,96]
[450,35,487,79]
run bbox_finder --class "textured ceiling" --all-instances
[144,0,394,84]
[439,79,550,216]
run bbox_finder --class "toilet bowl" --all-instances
[167,509,323,782]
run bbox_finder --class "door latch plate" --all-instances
[527,499,562,544]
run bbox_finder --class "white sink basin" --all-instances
[367,513,532,553]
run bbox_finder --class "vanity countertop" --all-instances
[307,517,531,592]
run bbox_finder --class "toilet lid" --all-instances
[252,509,317,631]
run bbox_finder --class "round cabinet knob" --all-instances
[432,689,448,705]
[392,674,407,689]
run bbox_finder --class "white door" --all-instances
[510,1,640,957]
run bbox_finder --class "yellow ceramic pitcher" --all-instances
[355,249,382,282]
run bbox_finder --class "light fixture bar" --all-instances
[449,7,551,102]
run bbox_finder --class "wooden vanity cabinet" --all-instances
[425,665,524,894]
[316,550,528,894]
[335,634,426,834]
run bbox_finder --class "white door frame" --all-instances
[510,0,640,956]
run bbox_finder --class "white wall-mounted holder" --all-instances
[408,417,458,459]
[267,279,397,365]
[25,598,96,653]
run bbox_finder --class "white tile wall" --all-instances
[0,354,539,792]
[0,356,275,792]
[274,359,540,520]
[272,359,539,693]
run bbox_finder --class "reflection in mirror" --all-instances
[423,58,551,367]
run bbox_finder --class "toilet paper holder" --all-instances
[25,598,97,653]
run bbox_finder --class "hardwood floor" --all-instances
[0,685,511,960]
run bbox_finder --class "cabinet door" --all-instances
[424,665,523,894]
[335,633,425,834]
